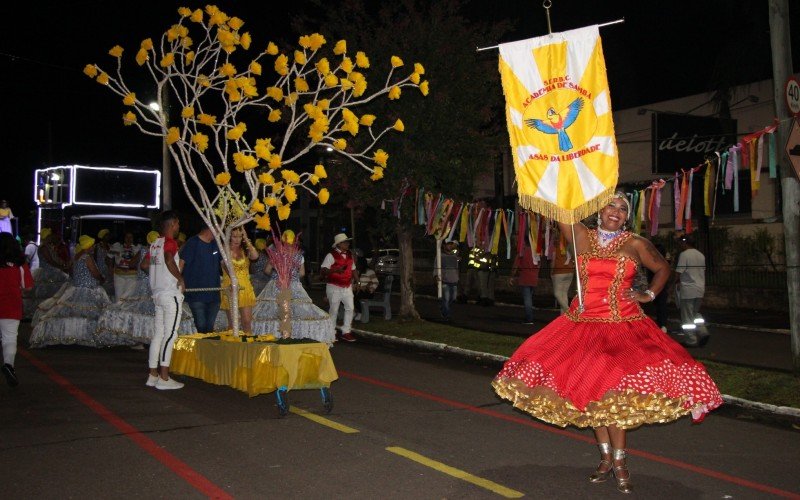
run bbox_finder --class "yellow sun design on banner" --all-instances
[499,25,618,223]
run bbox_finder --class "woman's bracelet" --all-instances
[643,289,656,302]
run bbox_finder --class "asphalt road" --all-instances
[2,326,798,499]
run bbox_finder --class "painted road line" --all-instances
[386,446,524,498]
[289,406,360,434]
[19,349,233,500]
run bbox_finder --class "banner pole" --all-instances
[571,225,583,311]
[476,18,625,52]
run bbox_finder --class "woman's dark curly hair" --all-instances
[0,232,24,267]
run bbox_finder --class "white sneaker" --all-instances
[354,313,362,321]
[146,374,159,387]
[155,377,184,390]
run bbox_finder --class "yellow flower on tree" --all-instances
[96,72,110,85]
[264,196,277,207]
[258,172,275,185]
[355,51,370,68]
[190,8,203,23]
[359,114,376,126]
[123,93,136,106]
[268,109,281,122]
[226,122,247,141]
[185,51,195,64]
[318,99,330,110]
[324,73,338,88]
[281,170,301,184]
[219,63,237,77]
[255,138,275,159]
[316,57,330,75]
[160,53,175,68]
[414,62,425,75]
[214,172,231,186]
[294,77,309,92]
[333,40,347,55]
[274,54,289,75]
[318,188,330,205]
[182,36,193,49]
[136,48,148,66]
[284,92,298,106]
[308,33,326,50]
[269,154,282,168]
[254,213,271,230]
[233,152,258,171]
[371,167,384,181]
[373,149,389,167]
[83,64,98,77]
[249,61,262,75]
[122,111,136,125]
[228,16,245,30]
[294,50,307,65]
[341,57,354,74]
[241,33,252,50]
[340,78,354,91]
[272,182,283,193]
[420,81,429,96]
[108,45,124,58]
[393,119,405,132]
[193,133,209,152]
[388,86,401,100]
[333,138,347,150]
[141,38,154,51]
[284,185,298,203]
[353,79,367,97]
[310,175,320,185]
[181,107,195,119]
[391,56,404,68]
[198,113,217,126]
[250,198,266,213]
[266,42,279,55]
[266,86,283,101]
[177,7,192,17]
[277,204,291,221]
[314,164,328,179]
[410,72,421,84]
[166,127,180,145]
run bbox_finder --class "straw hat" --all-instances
[282,230,296,245]
[255,238,267,251]
[146,231,160,244]
[97,228,110,240]
[332,233,351,247]
[78,235,95,251]
[40,227,52,240]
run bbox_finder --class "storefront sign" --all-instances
[651,112,737,174]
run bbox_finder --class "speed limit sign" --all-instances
[787,76,800,116]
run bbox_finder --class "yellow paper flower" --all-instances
[277,205,291,220]
[391,56,404,68]
[181,107,194,119]
[122,111,136,125]
[341,121,359,137]
[166,127,180,145]
[268,109,281,122]
[310,175,320,185]
[266,86,284,101]
[294,77,309,92]
[233,152,258,171]
[353,79,367,97]
[281,170,301,184]
[136,48,148,66]
[341,108,357,124]
[294,50,307,65]
[284,185,297,203]
[249,61,262,75]
[318,188,330,205]
[393,119,405,132]
[314,164,328,179]
[333,138,347,150]
[373,149,389,167]
[388,86,401,100]
[254,213,271,230]
[284,92,298,106]
[318,99,330,110]
[274,54,289,75]
[96,72,109,85]
[308,33,326,51]
[122,93,136,106]
[228,16,245,30]
[264,196,277,207]
[108,45,124,58]
[355,51,370,68]
[266,42,279,55]
[214,172,231,186]
[190,8,203,23]
[316,57,330,75]
[414,62,425,75]
[193,133,209,152]
[250,198,266,213]
[208,10,229,26]
[160,53,175,68]
[185,51,196,65]
[410,72,421,84]
[258,172,275,185]
[219,63,237,77]
[226,122,247,141]
[340,78,353,91]
[178,7,192,17]
[420,80,429,96]
[182,36,194,49]
[333,40,347,55]
[198,113,217,126]
[255,138,275,159]
[371,167,384,181]
[167,26,182,42]
[324,74,338,88]
[341,57,354,74]
[269,154,282,168]
[271,182,283,193]
[197,75,211,87]
[83,64,98,78]
[141,38,154,51]
[241,32,252,50]
[359,114,376,126]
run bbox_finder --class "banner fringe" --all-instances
[517,187,615,224]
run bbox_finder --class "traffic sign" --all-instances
[786,76,800,116]
[786,118,800,180]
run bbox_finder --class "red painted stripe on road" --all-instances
[20,349,233,500]
[340,370,800,499]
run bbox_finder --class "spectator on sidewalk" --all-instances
[354,257,379,322]
[320,233,359,342]
[0,232,33,387]
[551,245,574,313]
[464,245,496,306]
[648,242,671,332]
[675,235,708,347]
[435,239,460,322]
[510,242,540,324]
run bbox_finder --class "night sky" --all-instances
[1,0,798,231]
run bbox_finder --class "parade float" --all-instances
[86,4,427,414]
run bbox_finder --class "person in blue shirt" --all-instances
[179,225,223,333]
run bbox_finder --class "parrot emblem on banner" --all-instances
[525,97,584,152]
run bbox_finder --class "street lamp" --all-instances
[149,100,172,209]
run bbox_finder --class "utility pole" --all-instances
[768,0,800,372]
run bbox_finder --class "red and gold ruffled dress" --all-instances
[493,231,722,429]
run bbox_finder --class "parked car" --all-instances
[374,248,400,276]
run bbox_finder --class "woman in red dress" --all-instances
[492,193,722,494]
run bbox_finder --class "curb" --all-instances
[350,327,800,420]
[414,293,791,335]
